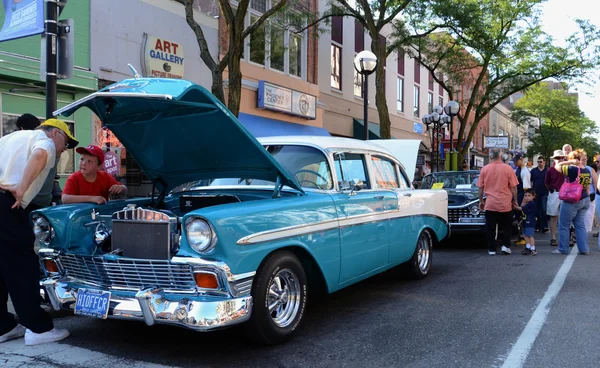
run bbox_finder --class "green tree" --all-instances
[511,83,600,161]
[175,0,289,116]
[399,0,600,159]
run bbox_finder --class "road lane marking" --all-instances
[0,339,178,368]
[500,249,578,368]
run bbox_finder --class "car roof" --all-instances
[257,136,395,156]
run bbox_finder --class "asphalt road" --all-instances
[4,229,600,368]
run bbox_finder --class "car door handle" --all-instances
[375,195,385,200]
[403,193,412,197]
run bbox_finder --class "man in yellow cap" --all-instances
[0,118,77,346]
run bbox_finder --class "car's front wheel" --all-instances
[403,230,433,279]
[247,251,307,345]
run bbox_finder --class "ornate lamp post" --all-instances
[443,101,460,170]
[423,111,447,172]
[354,50,378,140]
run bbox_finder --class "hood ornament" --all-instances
[128,63,141,79]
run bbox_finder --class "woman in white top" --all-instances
[521,159,531,190]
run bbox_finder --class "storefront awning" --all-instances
[238,113,330,137]
[353,119,386,140]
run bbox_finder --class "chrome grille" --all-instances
[448,208,484,223]
[230,278,253,297]
[59,254,196,291]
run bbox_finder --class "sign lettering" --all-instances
[141,34,184,79]
[0,0,44,42]
[257,81,317,119]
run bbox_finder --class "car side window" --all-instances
[370,156,399,189]
[334,153,370,189]
[397,168,410,189]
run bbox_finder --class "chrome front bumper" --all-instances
[41,277,253,331]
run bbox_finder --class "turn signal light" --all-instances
[194,272,219,289]
[43,259,59,273]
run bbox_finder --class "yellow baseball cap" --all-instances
[40,118,79,148]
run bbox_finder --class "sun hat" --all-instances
[551,150,566,159]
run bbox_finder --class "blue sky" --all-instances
[541,0,600,128]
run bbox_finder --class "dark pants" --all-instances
[534,195,548,230]
[0,191,53,335]
[485,210,513,252]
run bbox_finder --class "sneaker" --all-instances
[488,251,496,255]
[0,324,25,343]
[579,251,590,255]
[529,249,537,256]
[521,248,532,255]
[550,239,557,246]
[24,328,70,346]
[515,239,527,246]
[501,246,512,255]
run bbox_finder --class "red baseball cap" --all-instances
[76,145,105,163]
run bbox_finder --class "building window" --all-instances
[439,96,443,107]
[397,77,404,112]
[354,66,364,98]
[331,45,342,90]
[246,3,305,77]
[428,72,434,91]
[414,60,420,84]
[414,85,420,117]
[428,92,433,113]
[331,16,343,90]
[397,50,405,76]
[354,20,364,53]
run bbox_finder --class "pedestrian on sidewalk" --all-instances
[546,150,567,246]
[0,119,76,346]
[580,152,597,233]
[514,156,528,246]
[552,149,591,255]
[478,148,519,256]
[14,114,61,214]
[530,156,548,233]
[516,189,538,256]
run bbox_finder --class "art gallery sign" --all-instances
[141,34,184,79]
[257,81,317,120]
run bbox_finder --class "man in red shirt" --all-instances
[477,148,519,255]
[62,145,126,204]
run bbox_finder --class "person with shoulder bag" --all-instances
[553,149,591,255]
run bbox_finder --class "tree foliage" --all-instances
[511,83,600,161]
[398,0,600,158]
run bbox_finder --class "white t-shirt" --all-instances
[0,130,56,208]
[521,166,531,189]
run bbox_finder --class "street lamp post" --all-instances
[354,50,378,140]
[422,111,447,172]
[443,101,460,170]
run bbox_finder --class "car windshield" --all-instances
[172,145,333,193]
[421,172,480,189]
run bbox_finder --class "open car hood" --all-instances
[369,139,421,182]
[54,78,303,193]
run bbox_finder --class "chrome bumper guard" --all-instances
[41,277,252,330]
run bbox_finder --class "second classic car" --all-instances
[420,170,485,233]
[35,76,449,344]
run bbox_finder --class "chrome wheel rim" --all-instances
[417,232,431,273]
[267,268,301,328]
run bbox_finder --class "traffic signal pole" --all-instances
[45,0,58,119]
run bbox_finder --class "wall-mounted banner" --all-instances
[484,135,509,149]
[0,0,44,42]
[141,33,184,79]
[257,81,317,120]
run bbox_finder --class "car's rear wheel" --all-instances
[403,230,433,279]
[246,251,307,345]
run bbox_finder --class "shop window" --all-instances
[1,114,75,175]
[249,15,266,65]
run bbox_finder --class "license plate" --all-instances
[74,289,111,319]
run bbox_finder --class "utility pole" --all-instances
[45,0,58,118]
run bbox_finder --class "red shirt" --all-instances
[63,171,120,200]
[477,161,519,213]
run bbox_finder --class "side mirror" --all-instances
[349,179,364,196]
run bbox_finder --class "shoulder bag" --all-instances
[559,166,583,203]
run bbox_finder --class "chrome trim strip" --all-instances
[237,211,448,245]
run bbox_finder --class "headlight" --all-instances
[32,214,55,245]
[469,204,481,216]
[185,218,216,253]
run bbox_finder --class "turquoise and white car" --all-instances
[35,77,449,344]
